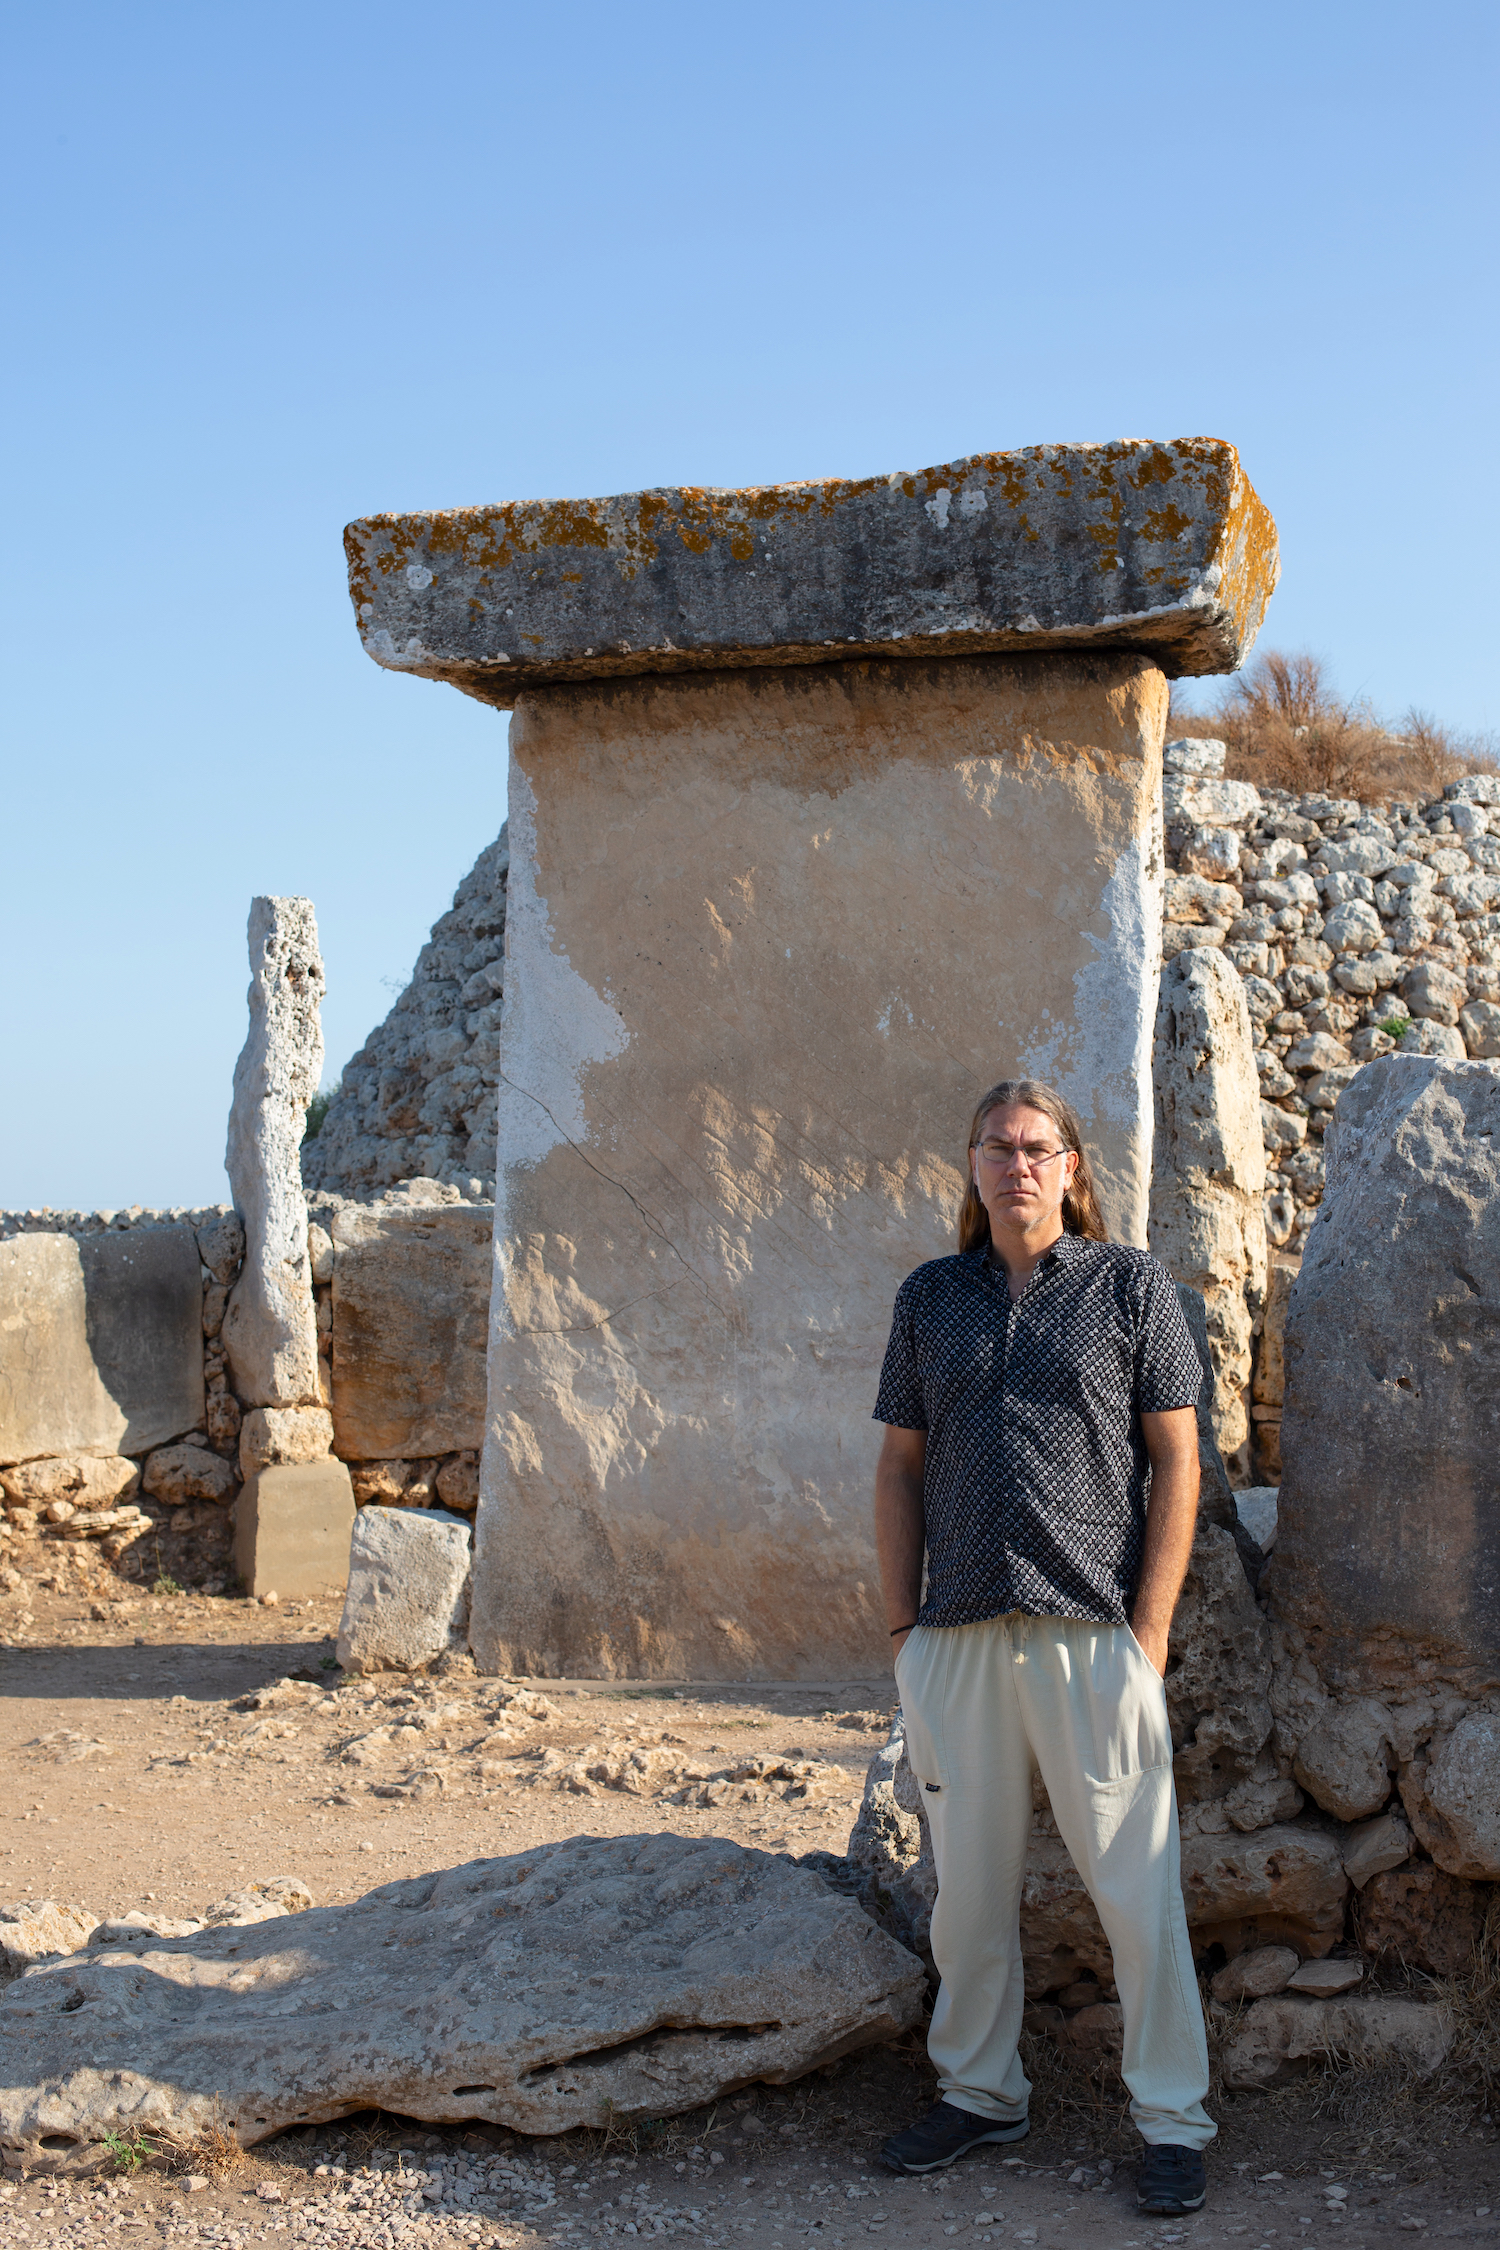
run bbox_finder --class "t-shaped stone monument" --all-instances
[347,439,1278,1678]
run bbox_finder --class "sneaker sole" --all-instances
[880,2120,1030,2175]
[1137,2190,1207,2214]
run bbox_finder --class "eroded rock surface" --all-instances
[0,1835,924,2169]
[1219,1993,1453,2091]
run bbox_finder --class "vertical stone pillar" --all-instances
[1149,945,1267,1479]
[342,440,1279,1677]
[223,896,354,1596]
[482,650,1167,1677]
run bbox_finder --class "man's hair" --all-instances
[957,1079,1110,1250]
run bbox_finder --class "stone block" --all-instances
[238,1406,333,1478]
[222,898,325,1408]
[1292,1695,1396,1821]
[0,1227,204,1467]
[1179,1823,1349,1959]
[0,1455,139,1512]
[1236,1487,1279,1554]
[475,651,1171,1679]
[1209,1945,1298,2002]
[1268,1058,1500,1688]
[1358,1856,1489,1975]
[1163,738,1227,778]
[143,1444,238,1509]
[1220,1994,1452,2091]
[330,1206,491,1459]
[336,1505,473,1673]
[1341,1811,1412,1890]
[231,1460,356,1601]
[347,440,1278,703]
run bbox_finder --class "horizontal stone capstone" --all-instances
[345,438,1278,703]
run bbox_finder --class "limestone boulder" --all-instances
[0,1836,925,2169]
[0,1456,139,1513]
[1179,1824,1348,1958]
[348,441,1278,705]
[1219,1994,1452,2091]
[1340,1811,1413,1891]
[1399,1710,1500,1879]
[1149,948,1267,1473]
[330,1205,491,1461]
[142,1444,238,1509]
[0,1228,203,1466]
[1,1901,98,1983]
[237,1405,333,1478]
[337,1506,474,1674]
[1209,1946,1297,2002]
[194,1212,245,1286]
[222,897,325,1409]
[1292,1697,1397,1822]
[1358,1856,1491,1976]
[1268,1058,1500,1695]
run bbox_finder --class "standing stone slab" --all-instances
[1270,1056,1500,1687]
[1149,946,1267,1476]
[475,651,1169,1678]
[0,1228,203,1467]
[346,439,1278,700]
[330,1205,492,1459]
[231,1460,356,1601]
[223,898,325,1409]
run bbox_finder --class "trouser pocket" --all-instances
[894,1625,950,1789]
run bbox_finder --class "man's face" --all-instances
[970,1103,1079,1235]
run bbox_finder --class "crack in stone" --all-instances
[496,1074,713,1306]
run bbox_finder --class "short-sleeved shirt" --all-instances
[873,1235,1202,1628]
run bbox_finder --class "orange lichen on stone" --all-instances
[344,437,1279,696]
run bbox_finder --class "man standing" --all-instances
[873,1078,1213,2216]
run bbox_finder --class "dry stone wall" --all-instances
[301,832,509,1201]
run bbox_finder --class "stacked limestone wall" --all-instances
[301,831,509,1200]
[1159,744,1500,1478]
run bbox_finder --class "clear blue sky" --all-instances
[4,1,1495,1210]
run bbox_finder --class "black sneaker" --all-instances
[879,2098,1029,2175]
[1136,2143,1207,2214]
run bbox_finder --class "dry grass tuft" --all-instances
[1169,650,1499,804]
[168,2098,245,2181]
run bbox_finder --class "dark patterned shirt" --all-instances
[873,1236,1202,1627]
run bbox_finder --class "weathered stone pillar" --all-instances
[1149,946,1268,1478]
[345,440,1278,1678]
[223,896,354,1597]
[1267,1055,1500,1885]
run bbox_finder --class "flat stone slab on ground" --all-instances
[346,439,1278,701]
[0,1833,925,2168]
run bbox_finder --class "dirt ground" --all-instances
[2,1586,1497,2249]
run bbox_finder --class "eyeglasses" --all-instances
[974,1138,1071,1172]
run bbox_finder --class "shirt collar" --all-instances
[963,1231,1084,1280]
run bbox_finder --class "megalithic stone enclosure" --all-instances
[347,440,1279,1678]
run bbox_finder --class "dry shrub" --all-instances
[1170,650,1499,804]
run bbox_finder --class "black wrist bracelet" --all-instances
[890,1624,917,1637]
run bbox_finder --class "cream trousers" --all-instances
[895,1612,1214,2150]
